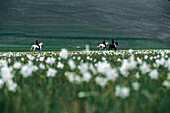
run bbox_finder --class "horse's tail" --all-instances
[30,46,33,51]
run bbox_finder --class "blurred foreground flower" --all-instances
[47,68,57,77]
[60,48,68,59]
[115,85,130,99]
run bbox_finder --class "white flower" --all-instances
[66,72,82,83]
[6,80,17,92]
[119,60,130,77]
[149,69,159,80]
[102,57,106,61]
[78,63,89,74]
[96,61,111,75]
[47,68,57,77]
[73,56,76,59]
[0,59,7,67]
[87,56,90,60]
[57,62,64,69]
[78,92,89,98]
[1,66,13,82]
[89,63,97,75]
[39,63,45,69]
[128,49,133,54]
[167,73,170,80]
[150,56,153,60]
[106,69,118,81]
[60,48,68,59]
[165,58,170,70]
[66,72,74,82]
[162,80,170,89]
[129,55,137,70]
[68,59,76,70]
[144,55,148,60]
[39,57,45,61]
[33,65,38,72]
[140,62,150,74]
[117,58,122,62]
[132,82,140,91]
[82,72,91,82]
[137,57,142,64]
[115,85,130,99]
[45,57,56,65]
[20,65,33,78]
[21,58,24,61]
[27,54,35,61]
[74,75,82,84]
[95,76,108,87]
[77,56,81,61]
[135,72,140,79]
[13,62,22,69]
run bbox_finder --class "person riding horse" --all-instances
[36,40,40,49]
[109,39,118,51]
[111,39,117,48]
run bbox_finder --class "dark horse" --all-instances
[109,42,118,51]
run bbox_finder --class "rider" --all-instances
[111,39,117,47]
[111,39,114,45]
[103,39,106,47]
[36,40,40,49]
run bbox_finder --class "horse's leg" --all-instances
[114,47,116,51]
[33,47,36,52]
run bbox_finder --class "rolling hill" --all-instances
[0,0,170,49]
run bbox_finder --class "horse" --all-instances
[30,42,44,52]
[97,42,109,50]
[109,42,118,51]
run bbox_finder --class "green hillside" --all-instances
[0,0,170,49]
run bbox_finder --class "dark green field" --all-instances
[0,0,170,49]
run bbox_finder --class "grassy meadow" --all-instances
[0,0,170,48]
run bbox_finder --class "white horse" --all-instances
[97,42,108,50]
[30,42,44,52]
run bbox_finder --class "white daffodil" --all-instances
[140,62,150,74]
[106,68,118,81]
[45,57,56,65]
[6,80,17,92]
[47,68,57,77]
[82,72,91,82]
[95,76,108,87]
[39,63,45,69]
[132,82,140,91]
[68,59,76,70]
[162,80,170,89]
[13,62,22,69]
[149,69,159,80]
[20,64,33,78]
[115,85,130,99]
[39,57,45,62]
[57,62,64,69]
[1,66,14,82]
[60,48,68,59]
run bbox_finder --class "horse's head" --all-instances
[106,42,109,46]
[115,42,118,46]
[39,42,44,47]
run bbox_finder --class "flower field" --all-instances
[0,49,170,113]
